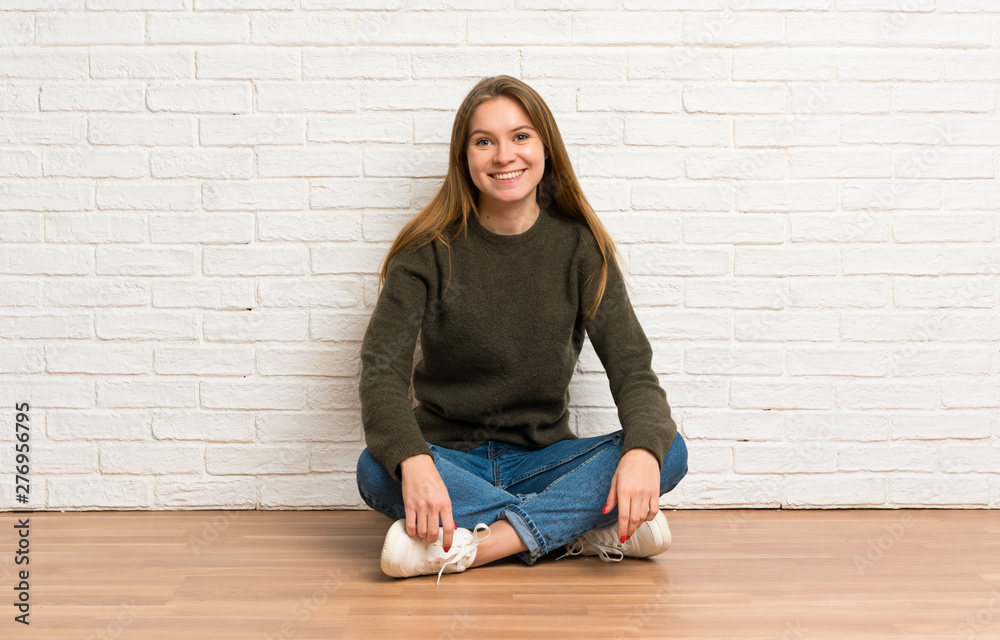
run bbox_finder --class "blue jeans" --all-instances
[355,429,688,566]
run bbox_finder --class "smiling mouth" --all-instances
[490,169,525,181]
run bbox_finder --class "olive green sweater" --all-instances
[358,204,677,483]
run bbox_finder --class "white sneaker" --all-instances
[556,510,672,562]
[380,519,492,585]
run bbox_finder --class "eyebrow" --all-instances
[467,124,536,141]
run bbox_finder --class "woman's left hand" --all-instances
[603,447,661,543]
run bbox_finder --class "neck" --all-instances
[475,197,541,235]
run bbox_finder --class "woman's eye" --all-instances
[474,134,529,146]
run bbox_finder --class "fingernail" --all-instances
[443,546,450,553]
[453,520,457,528]
[620,535,626,544]
[601,505,609,514]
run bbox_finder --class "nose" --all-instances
[493,139,515,165]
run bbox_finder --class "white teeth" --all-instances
[491,169,524,180]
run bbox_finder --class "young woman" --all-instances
[356,75,688,584]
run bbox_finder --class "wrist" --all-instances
[624,446,658,462]
[399,452,432,474]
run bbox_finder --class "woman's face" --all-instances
[465,96,547,213]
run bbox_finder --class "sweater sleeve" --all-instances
[358,244,435,483]
[579,234,677,471]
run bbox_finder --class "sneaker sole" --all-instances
[380,519,410,578]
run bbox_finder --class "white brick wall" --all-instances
[0,3,998,513]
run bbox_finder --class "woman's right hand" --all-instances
[399,453,455,551]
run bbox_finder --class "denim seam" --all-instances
[490,442,506,486]
[502,503,546,562]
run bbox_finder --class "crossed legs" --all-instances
[356,430,689,568]
[357,445,535,564]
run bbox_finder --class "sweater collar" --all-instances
[468,204,550,245]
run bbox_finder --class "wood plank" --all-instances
[1,509,997,640]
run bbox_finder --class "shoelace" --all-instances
[556,526,626,563]
[435,523,491,585]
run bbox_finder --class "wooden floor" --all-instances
[2,509,998,639]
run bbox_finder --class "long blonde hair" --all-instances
[377,75,623,321]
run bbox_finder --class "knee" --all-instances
[671,430,688,472]
[659,430,688,494]
[355,449,407,520]
[356,448,388,496]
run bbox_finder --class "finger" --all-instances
[425,511,439,545]
[604,475,618,514]
[629,500,648,538]
[617,495,630,542]
[406,506,417,538]
[623,501,636,539]
[416,509,428,542]
[622,493,647,539]
[442,512,455,551]
[647,497,659,522]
